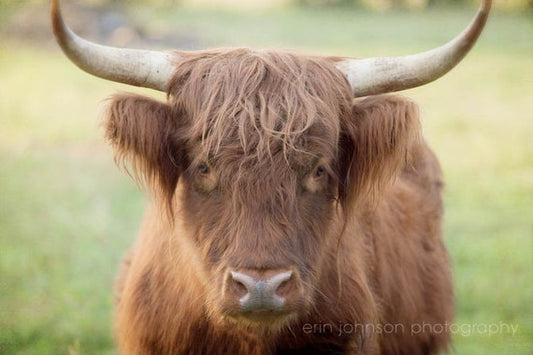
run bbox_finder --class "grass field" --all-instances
[1,3,532,354]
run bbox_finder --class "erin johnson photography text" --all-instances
[302,321,519,337]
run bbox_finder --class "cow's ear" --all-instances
[339,95,420,207]
[104,93,182,200]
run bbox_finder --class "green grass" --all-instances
[1,4,532,354]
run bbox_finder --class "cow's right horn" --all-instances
[336,0,491,97]
[51,0,175,92]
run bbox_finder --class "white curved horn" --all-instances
[51,0,176,91]
[335,0,492,97]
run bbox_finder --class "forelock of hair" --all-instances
[167,49,352,162]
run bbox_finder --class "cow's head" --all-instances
[52,0,490,330]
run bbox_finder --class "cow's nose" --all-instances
[228,269,296,312]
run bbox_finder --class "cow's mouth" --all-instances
[225,308,298,328]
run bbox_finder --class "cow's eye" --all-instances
[192,162,217,194]
[315,166,326,178]
[197,162,209,174]
[303,165,329,195]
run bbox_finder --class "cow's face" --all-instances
[104,49,419,330]
[167,50,352,328]
[178,132,340,327]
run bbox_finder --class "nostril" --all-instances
[230,278,248,298]
[261,270,292,300]
[275,277,292,297]
[266,270,292,294]
[230,271,256,293]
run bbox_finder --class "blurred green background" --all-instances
[1,0,532,354]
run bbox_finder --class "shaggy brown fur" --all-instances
[105,48,453,354]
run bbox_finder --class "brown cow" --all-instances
[51,0,491,353]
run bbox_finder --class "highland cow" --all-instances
[51,0,491,353]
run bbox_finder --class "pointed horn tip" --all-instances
[51,0,66,44]
[51,0,60,24]
[481,0,492,12]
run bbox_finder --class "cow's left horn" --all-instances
[336,0,491,97]
[51,0,175,91]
